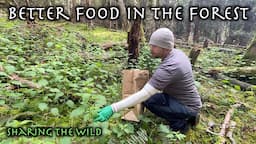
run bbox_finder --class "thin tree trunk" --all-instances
[117,0,128,31]
[71,0,77,23]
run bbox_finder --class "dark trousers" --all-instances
[143,93,198,133]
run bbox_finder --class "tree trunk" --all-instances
[244,35,256,60]
[117,0,128,31]
[143,0,156,41]
[127,19,141,68]
[188,23,195,44]
[71,0,77,23]
[219,22,230,45]
[193,16,200,43]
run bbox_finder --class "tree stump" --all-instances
[189,47,201,66]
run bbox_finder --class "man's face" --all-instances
[150,45,164,58]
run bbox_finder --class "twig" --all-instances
[206,129,220,136]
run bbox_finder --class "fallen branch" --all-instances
[219,104,241,144]
[226,121,236,144]
[0,65,40,89]
[10,74,41,89]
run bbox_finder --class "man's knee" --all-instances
[143,93,166,106]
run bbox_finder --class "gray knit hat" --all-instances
[149,28,174,49]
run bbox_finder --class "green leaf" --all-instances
[0,100,5,105]
[66,100,75,108]
[158,124,170,133]
[50,88,61,93]
[4,65,16,74]
[38,103,48,111]
[47,42,54,48]
[234,85,241,91]
[60,137,72,144]
[70,107,85,118]
[50,108,59,116]
[23,71,36,77]
[38,79,48,87]
[123,124,134,134]
[0,72,8,77]
[0,37,11,43]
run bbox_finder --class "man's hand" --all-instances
[94,105,113,122]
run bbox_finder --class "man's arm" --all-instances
[111,83,161,112]
[94,83,160,122]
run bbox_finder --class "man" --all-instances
[94,28,202,133]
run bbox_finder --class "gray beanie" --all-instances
[149,28,174,49]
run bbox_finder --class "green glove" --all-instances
[94,105,113,122]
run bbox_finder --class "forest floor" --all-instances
[0,18,256,144]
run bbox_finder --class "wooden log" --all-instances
[208,70,255,90]
[210,66,256,76]
[101,42,128,50]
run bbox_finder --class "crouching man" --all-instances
[94,28,202,133]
